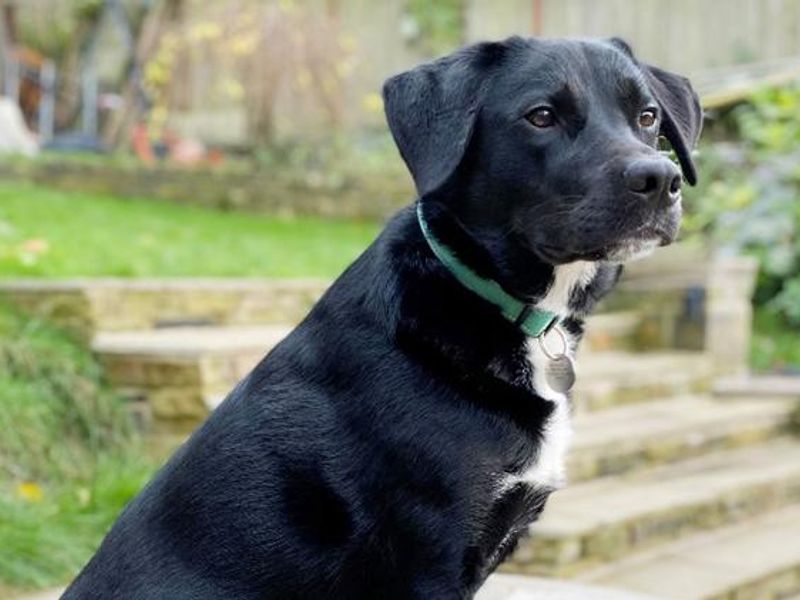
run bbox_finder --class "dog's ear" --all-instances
[383,42,504,198]
[608,37,635,59]
[643,65,703,185]
[608,38,703,186]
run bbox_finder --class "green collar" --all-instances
[416,203,558,338]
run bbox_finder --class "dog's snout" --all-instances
[623,159,682,204]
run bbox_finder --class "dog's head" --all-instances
[383,37,702,265]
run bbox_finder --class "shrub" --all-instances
[683,83,800,369]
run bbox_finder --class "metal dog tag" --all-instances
[545,354,576,393]
[538,325,576,393]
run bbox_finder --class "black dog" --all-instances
[64,37,701,599]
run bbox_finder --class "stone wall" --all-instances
[0,279,329,340]
[0,160,413,221]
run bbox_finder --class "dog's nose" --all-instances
[623,159,682,205]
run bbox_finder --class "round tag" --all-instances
[545,354,576,393]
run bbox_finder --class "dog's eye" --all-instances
[526,107,556,128]
[638,108,658,128]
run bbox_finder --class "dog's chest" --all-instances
[502,261,596,492]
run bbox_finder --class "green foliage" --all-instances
[751,308,800,374]
[736,86,800,153]
[0,181,378,279]
[683,83,800,369]
[15,0,104,62]
[788,400,800,436]
[0,312,131,481]
[405,0,464,55]
[72,0,106,23]
[0,304,154,592]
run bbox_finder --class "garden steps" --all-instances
[568,395,793,482]
[32,274,791,598]
[577,503,800,599]
[507,439,800,578]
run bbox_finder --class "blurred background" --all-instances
[1,1,800,599]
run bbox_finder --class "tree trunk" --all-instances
[102,0,184,150]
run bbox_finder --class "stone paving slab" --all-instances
[93,325,293,357]
[572,395,788,448]
[14,577,658,600]
[714,374,800,399]
[1,278,652,352]
[13,589,62,600]
[91,325,707,393]
[0,279,643,352]
[568,395,792,481]
[510,439,800,575]
[92,327,702,376]
[478,574,660,600]
[576,351,710,383]
[579,503,800,599]
[91,323,713,421]
[574,351,712,410]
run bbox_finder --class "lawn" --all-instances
[0,181,380,279]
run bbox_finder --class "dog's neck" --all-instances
[417,200,550,298]
[370,205,620,378]
[415,199,603,320]
[416,201,561,337]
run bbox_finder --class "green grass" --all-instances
[0,181,379,278]
[0,305,155,595]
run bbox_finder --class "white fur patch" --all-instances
[606,238,660,263]
[500,262,596,493]
[534,261,598,317]
[518,331,575,490]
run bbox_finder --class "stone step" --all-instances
[574,351,712,411]
[582,311,640,353]
[93,321,711,425]
[1,278,645,353]
[0,278,328,337]
[506,439,800,577]
[714,373,800,400]
[578,503,800,599]
[477,573,658,600]
[93,325,292,425]
[569,395,792,482]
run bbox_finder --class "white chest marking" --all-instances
[500,261,597,493]
[535,260,598,317]
[518,333,574,490]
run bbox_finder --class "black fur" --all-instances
[63,37,701,599]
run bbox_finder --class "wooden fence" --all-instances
[13,0,799,144]
[466,0,800,94]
